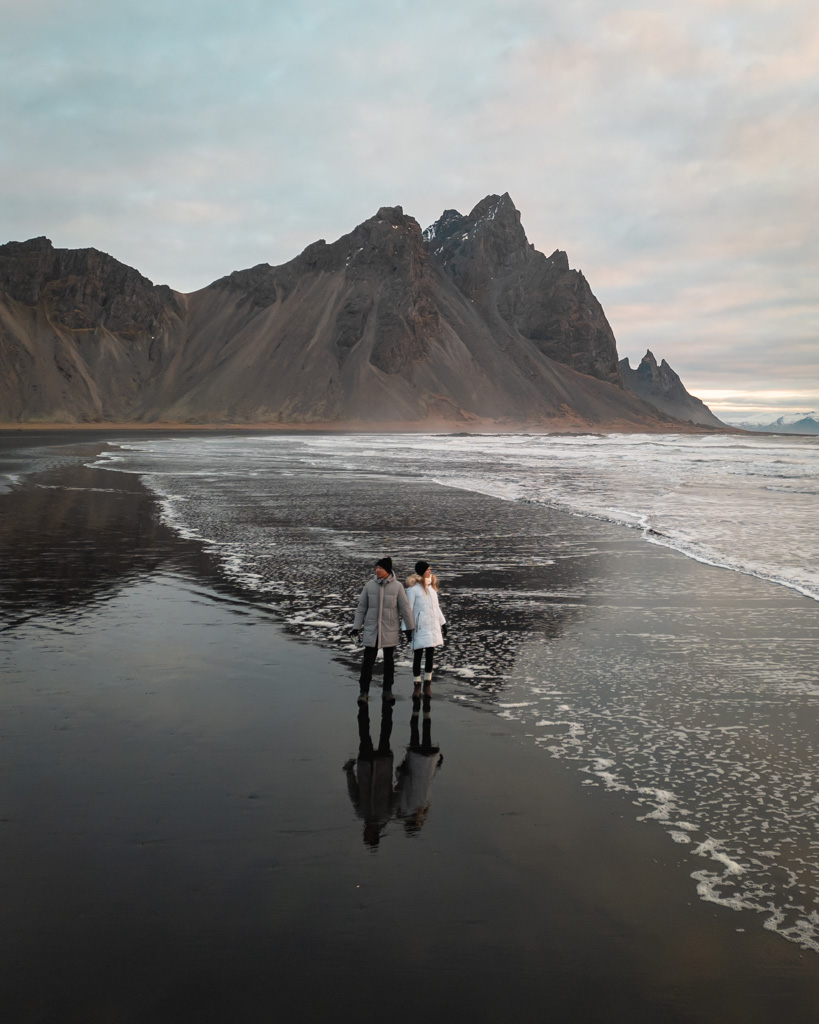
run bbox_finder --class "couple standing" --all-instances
[349,557,447,703]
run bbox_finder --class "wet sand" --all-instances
[0,416,731,434]
[1,434,818,1023]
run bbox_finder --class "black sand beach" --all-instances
[1,431,818,1024]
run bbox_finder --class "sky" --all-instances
[2,0,817,420]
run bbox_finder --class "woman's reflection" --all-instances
[395,694,443,833]
[343,695,443,845]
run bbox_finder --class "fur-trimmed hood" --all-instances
[405,573,439,591]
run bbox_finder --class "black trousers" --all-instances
[412,647,435,676]
[359,645,395,689]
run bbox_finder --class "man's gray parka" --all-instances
[353,573,415,648]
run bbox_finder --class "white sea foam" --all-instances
[693,838,745,875]
[91,431,819,601]
[85,432,819,953]
[0,473,22,493]
[493,650,819,954]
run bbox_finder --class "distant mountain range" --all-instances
[0,193,723,429]
[725,412,819,435]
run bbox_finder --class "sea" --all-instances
[78,431,819,599]
[6,429,819,954]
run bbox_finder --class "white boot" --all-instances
[424,672,433,682]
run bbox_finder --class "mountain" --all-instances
[1,196,701,428]
[0,237,186,423]
[423,194,621,385]
[726,412,819,435]
[619,350,724,428]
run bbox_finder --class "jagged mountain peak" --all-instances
[371,204,408,224]
[546,249,570,272]
[423,208,462,242]
[633,350,681,390]
[419,194,620,385]
[423,191,528,257]
[620,351,723,428]
[0,200,700,428]
[466,191,520,227]
[212,203,429,306]
[641,349,676,374]
[348,205,425,253]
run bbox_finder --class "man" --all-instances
[350,557,414,703]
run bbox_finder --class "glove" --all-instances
[402,629,413,643]
[348,627,361,641]
[441,624,448,638]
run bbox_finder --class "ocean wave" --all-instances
[84,431,819,954]
[89,432,819,603]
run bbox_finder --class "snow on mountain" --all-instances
[726,412,819,434]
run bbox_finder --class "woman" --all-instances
[403,560,447,691]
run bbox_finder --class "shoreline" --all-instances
[2,429,815,611]
[1,438,818,1020]
[0,417,739,435]
[4,563,815,1022]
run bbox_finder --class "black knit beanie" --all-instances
[414,560,430,575]
[376,557,393,573]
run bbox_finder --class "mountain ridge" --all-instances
[619,350,723,427]
[726,412,819,435]
[0,196,717,430]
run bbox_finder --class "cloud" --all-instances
[1,0,816,412]
[695,388,818,418]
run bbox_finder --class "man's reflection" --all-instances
[343,694,443,845]
[343,702,396,848]
[396,694,443,833]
